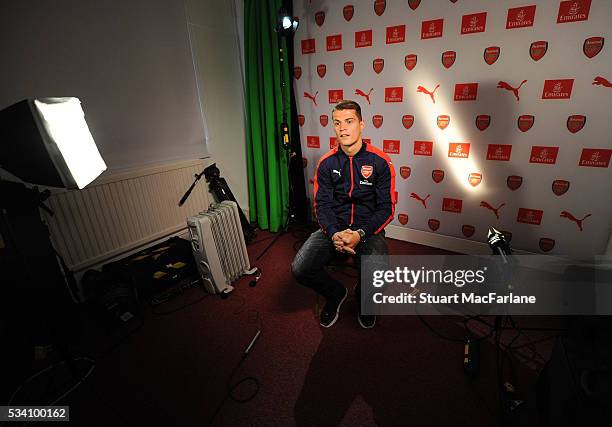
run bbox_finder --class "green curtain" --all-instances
[244,0,291,232]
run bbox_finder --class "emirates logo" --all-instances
[507,5,536,29]
[327,35,342,52]
[569,2,580,15]
[306,136,320,148]
[328,89,343,104]
[454,83,478,101]
[301,39,316,54]
[448,143,470,158]
[385,87,403,102]
[486,144,512,161]
[414,141,433,156]
[386,25,406,44]
[355,30,373,48]
[462,12,487,34]
[517,208,543,225]
[422,19,443,39]
[579,148,611,168]
[542,79,574,99]
[383,140,400,154]
[442,198,462,214]
[530,146,559,164]
[557,0,591,24]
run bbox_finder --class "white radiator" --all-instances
[43,159,211,272]
[187,201,255,294]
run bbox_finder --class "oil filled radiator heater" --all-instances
[187,201,257,294]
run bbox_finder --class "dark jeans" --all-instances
[291,229,389,304]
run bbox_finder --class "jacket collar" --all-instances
[337,139,367,158]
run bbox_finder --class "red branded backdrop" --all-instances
[293,0,611,255]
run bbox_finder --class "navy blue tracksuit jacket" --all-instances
[314,141,397,239]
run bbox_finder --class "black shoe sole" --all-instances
[320,289,348,328]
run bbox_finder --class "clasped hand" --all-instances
[332,229,360,255]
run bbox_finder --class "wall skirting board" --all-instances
[385,224,534,255]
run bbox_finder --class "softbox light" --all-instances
[0,97,106,189]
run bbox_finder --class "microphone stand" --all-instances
[178,164,256,243]
[178,170,205,207]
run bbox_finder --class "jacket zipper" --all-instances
[348,157,355,226]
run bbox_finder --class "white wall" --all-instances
[0,0,209,173]
[293,0,612,256]
[185,0,249,210]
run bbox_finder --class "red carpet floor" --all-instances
[45,226,558,426]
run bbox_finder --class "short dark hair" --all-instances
[332,100,362,121]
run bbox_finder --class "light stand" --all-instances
[255,7,300,261]
[0,97,105,402]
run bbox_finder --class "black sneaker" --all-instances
[320,288,348,328]
[354,283,376,329]
[358,313,376,329]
